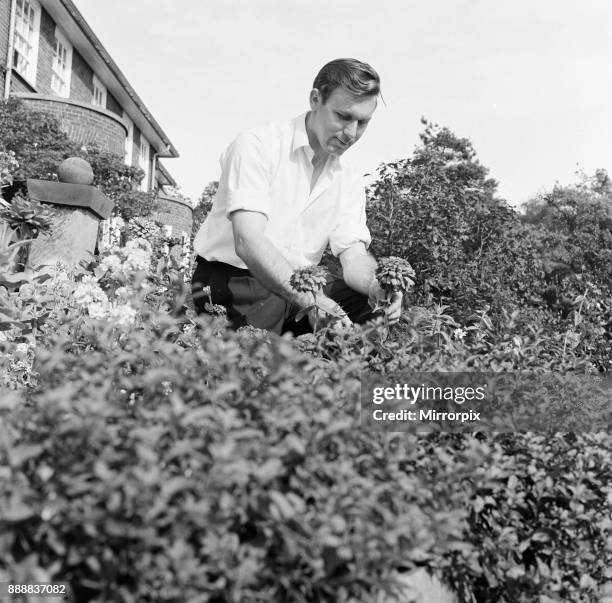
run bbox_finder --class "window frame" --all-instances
[123,112,134,167]
[50,26,72,98]
[92,73,107,108]
[139,137,150,192]
[12,0,41,86]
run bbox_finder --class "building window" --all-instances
[12,0,41,85]
[51,28,72,97]
[92,74,107,108]
[139,138,150,191]
[123,113,134,167]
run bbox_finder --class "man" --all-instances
[192,58,402,334]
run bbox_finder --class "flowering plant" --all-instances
[0,150,19,189]
[290,266,336,331]
[375,256,416,295]
[289,265,328,295]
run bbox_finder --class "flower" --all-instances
[123,247,151,272]
[88,301,110,319]
[114,286,130,300]
[14,342,30,357]
[98,253,123,276]
[375,257,416,294]
[204,302,227,316]
[125,237,153,254]
[453,328,467,341]
[18,283,36,299]
[289,266,329,295]
[109,304,137,326]
[73,275,108,306]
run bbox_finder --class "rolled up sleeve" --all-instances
[221,132,271,219]
[329,174,372,257]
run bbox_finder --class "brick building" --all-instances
[0,0,192,239]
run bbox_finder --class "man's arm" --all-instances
[339,242,403,324]
[232,210,351,328]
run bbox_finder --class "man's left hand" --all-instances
[368,280,403,324]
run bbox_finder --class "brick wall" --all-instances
[70,48,94,104]
[152,194,193,237]
[15,94,127,156]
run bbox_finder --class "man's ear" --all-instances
[309,88,321,110]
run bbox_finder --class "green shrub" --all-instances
[0,98,158,220]
[366,119,612,373]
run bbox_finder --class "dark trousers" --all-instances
[191,256,374,335]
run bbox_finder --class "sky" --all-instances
[75,0,611,207]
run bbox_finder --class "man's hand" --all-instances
[306,293,352,330]
[368,280,403,324]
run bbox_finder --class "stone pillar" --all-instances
[25,158,114,269]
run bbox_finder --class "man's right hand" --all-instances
[306,293,352,330]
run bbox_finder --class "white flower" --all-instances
[125,238,153,254]
[123,248,151,271]
[109,304,137,327]
[18,283,36,299]
[73,275,107,306]
[114,286,131,300]
[99,253,123,275]
[14,343,30,357]
[453,328,467,340]
[88,301,110,319]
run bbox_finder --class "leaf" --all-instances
[3,497,35,522]
[9,444,43,467]
[295,305,315,323]
[255,458,283,483]
[269,490,294,519]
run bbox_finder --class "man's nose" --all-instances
[343,121,358,140]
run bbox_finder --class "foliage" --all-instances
[0,98,158,220]
[192,180,219,239]
[0,98,75,182]
[366,118,612,373]
[0,150,19,189]
[0,193,55,238]
[0,193,55,270]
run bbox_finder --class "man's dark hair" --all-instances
[312,58,381,104]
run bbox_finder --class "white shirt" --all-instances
[193,113,371,270]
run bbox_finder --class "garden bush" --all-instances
[1,241,611,601]
[366,118,612,374]
[0,98,159,221]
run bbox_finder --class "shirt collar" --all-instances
[292,112,342,170]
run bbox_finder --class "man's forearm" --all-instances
[341,249,378,295]
[235,236,312,307]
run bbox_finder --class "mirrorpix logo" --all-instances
[370,382,486,424]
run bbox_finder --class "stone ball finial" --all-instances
[58,157,94,185]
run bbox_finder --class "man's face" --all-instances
[307,86,377,157]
